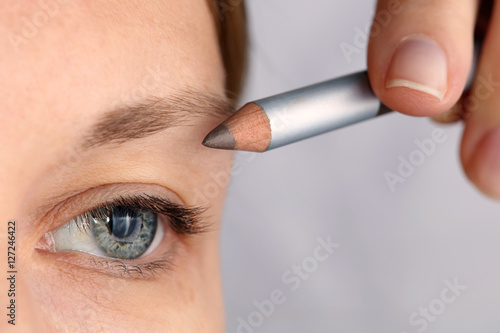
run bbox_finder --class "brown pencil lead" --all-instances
[202,102,272,152]
[202,124,236,150]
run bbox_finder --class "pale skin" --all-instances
[0,0,232,332]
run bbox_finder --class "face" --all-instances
[0,0,233,332]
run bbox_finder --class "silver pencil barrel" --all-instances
[254,71,383,150]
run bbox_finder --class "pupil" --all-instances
[110,206,142,239]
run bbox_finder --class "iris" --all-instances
[91,206,157,259]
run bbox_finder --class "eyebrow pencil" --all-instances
[203,71,388,152]
[203,45,479,152]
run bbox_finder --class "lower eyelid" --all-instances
[44,250,176,279]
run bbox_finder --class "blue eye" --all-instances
[45,202,165,261]
[38,194,209,275]
[91,206,158,259]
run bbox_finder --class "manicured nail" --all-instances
[386,36,447,100]
[470,128,500,197]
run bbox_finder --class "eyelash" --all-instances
[47,194,208,279]
[80,194,208,235]
[84,253,172,279]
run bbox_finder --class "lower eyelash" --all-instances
[91,258,172,279]
[54,249,176,280]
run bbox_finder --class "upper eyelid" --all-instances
[28,183,210,234]
[28,186,96,227]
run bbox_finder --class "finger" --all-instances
[367,0,479,117]
[432,99,464,123]
[431,0,494,124]
[461,0,500,199]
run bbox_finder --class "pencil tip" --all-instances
[202,124,236,150]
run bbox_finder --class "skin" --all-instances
[0,0,232,332]
[368,0,500,200]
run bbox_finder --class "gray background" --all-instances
[221,1,500,332]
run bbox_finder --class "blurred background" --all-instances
[220,1,500,332]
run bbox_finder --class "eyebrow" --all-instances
[81,89,234,149]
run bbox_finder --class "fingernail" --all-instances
[470,129,500,197]
[386,36,447,100]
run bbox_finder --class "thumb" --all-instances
[367,0,478,116]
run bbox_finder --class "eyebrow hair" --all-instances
[81,89,234,149]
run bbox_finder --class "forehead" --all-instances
[0,0,223,185]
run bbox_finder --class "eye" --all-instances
[47,205,164,260]
[36,193,210,278]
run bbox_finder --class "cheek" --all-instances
[24,252,222,332]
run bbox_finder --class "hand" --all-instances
[367,0,500,199]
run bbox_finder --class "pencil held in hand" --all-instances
[203,41,479,153]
